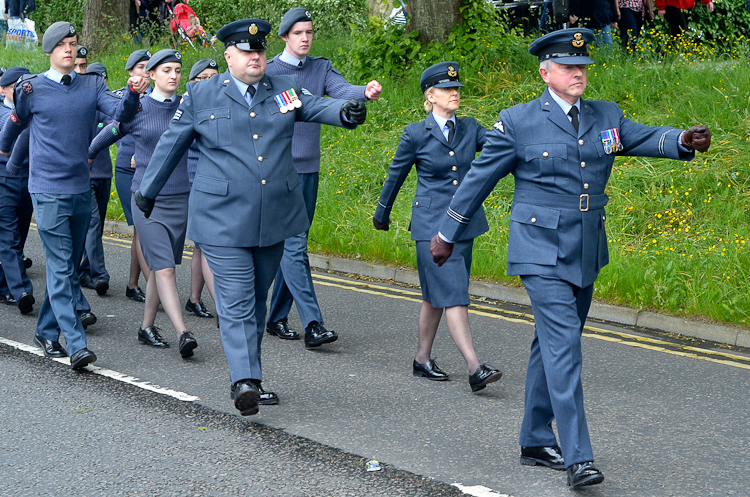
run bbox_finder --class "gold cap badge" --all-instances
[249,23,258,35]
[572,32,584,48]
[447,66,457,77]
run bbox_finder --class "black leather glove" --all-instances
[134,190,155,219]
[373,216,390,231]
[341,100,367,125]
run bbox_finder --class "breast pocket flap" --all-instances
[524,143,567,161]
[510,203,560,229]
[412,196,431,208]
[197,107,230,124]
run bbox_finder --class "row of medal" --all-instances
[274,88,302,113]
[600,128,621,154]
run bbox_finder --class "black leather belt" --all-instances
[513,190,609,212]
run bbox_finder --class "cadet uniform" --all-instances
[433,29,707,488]
[264,7,370,346]
[0,21,141,368]
[0,66,34,314]
[134,18,366,416]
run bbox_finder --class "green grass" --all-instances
[2,31,749,327]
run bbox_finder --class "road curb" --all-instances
[104,220,750,349]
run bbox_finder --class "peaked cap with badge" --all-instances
[278,7,313,36]
[528,28,595,65]
[42,21,77,54]
[420,61,465,93]
[216,19,272,51]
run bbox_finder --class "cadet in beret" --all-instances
[183,58,220,322]
[373,61,502,393]
[0,66,35,314]
[0,21,150,370]
[90,48,198,360]
[264,7,382,347]
[134,18,368,417]
[74,45,88,74]
[114,49,153,304]
[79,60,113,297]
[431,28,711,488]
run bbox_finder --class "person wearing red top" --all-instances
[655,0,714,36]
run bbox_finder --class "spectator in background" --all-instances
[569,0,619,46]
[619,0,653,51]
[7,0,34,20]
[655,0,713,37]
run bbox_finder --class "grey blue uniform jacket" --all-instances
[438,88,695,288]
[138,71,356,248]
[374,114,489,241]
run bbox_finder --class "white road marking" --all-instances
[0,336,200,402]
[453,483,513,497]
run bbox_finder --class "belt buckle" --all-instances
[579,194,589,212]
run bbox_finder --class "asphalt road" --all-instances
[1,228,749,497]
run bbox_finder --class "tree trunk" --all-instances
[408,0,463,44]
[83,0,129,54]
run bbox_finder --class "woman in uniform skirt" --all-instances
[373,61,502,392]
[90,49,198,359]
[114,49,152,303]
[183,59,218,320]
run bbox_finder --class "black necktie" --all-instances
[568,106,579,133]
[446,120,455,144]
[164,98,172,103]
[247,85,256,97]
[298,60,303,67]
[62,74,71,85]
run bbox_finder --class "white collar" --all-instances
[547,87,580,117]
[280,49,307,67]
[149,88,176,102]
[3,98,12,109]
[45,67,76,84]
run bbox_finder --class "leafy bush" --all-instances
[29,0,84,34]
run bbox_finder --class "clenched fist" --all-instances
[681,126,711,153]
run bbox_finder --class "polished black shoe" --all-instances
[0,294,5,303]
[252,380,279,405]
[567,462,604,488]
[185,299,213,318]
[126,285,146,302]
[469,364,503,392]
[266,320,300,340]
[520,446,565,470]
[138,326,169,347]
[413,359,450,381]
[94,278,109,296]
[33,333,68,358]
[77,310,97,328]
[70,348,97,370]
[304,321,338,348]
[230,379,260,416]
[23,255,32,269]
[178,331,198,358]
[18,292,35,315]
[79,273,96,290]
[3,293,16,305]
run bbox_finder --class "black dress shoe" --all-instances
[178,331,198,358]
[304,321,338,348]
[126,285,146,302]
[18,292,34,315]
[0,294,5,303]
[230,379,260,416]
[33,334,68,358]
[185,299,213,318]
[77,310,97,328]
[138,326,169,347]
[413,358,449,381]
[252,380,279,405]
[23,255,32,269]
[520,446,565,470]
[70,348,97,370]
[469,364,503,392]
[567,462,604,488]
[94,278,109,296]
[266,320,300,340]
[79,273,95,289]
[3,293,16,305]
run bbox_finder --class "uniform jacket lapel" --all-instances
[578,100,596,138]
[426,113,450,148]
[250,75,272,111]
[541,88,577,138]
[221,72,249,109]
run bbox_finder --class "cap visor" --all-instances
[552,55,595,65]
[234,42,264,52]
[433,81,465,89]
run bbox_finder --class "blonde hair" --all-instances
[423,87,435,113]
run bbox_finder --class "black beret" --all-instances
[189,59,219,80]
[87,62,108,80]
[278,7,312,36]
[145,49,183,71]
[77,45,88,59]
